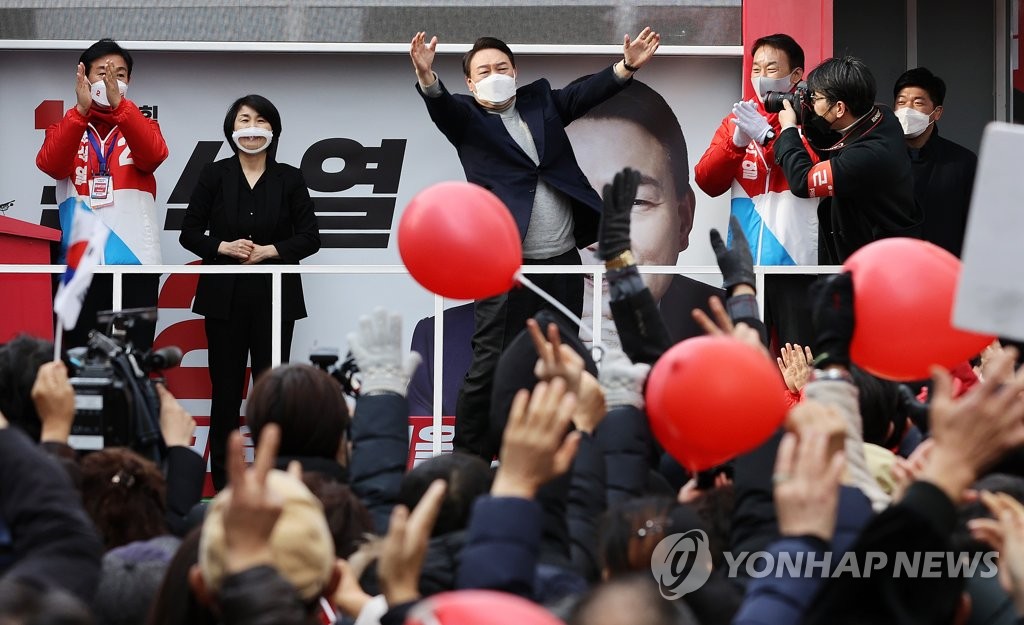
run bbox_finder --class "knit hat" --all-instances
[92,535,181,625]
[199,469,335,601]
[488,309,598,457]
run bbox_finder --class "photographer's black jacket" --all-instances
[774,105,922,263]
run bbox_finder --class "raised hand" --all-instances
[378,479,446,605]
[410,32,439,83]
[492,378,580,499]
[32,361,75,444]
[75,62,92,115]
[527,318,584,394]
[598,167,639,261]
[623,27,661,70]
[777,343,814,393]
[732,100,773,146]
[969,491,1024,614]
[102,58,123,109]
[347,308,422,396]
[222,423,284,573]
[692,295,769,357]
[710,215,756,294]
[923,347,1024,502]
[773,430,845,541]
[156,383,196,448]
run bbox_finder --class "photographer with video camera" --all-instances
[772,56,922,264]
[0,330,204,537]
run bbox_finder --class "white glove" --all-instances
[347,308,422,397]
[732,100,773,146]
[598,348,651,411]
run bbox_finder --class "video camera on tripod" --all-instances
[65,307,182,462]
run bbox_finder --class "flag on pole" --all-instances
[54,200,109,331]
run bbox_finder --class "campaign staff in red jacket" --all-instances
[36,39,168,350]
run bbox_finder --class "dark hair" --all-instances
[79,38,134,79]
[146,528,217,625]
[0,335,53,441]
[222,94,282,161]
[572,79,690,197]
[81,448,168,551]
[246,364,350,460]
[398,453,493,537]
[751,33,805,72]
[893,67,946,107]
[303,473,375,557]
[0,579,95,625]
[850,366,902,447]
[806,56,877,117]
[599,497,715,576]
[568,574,700,625]
[462,37,515,77]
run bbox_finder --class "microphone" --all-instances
[143,346,183,371]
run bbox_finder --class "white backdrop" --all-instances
[0,48,739,450]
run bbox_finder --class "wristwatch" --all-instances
[761,129,777,146]
[811,367,854,384]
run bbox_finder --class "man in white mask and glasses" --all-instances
[409,31,659,459]
[37,38,168,351]
[893,67,977,258]
[695,33,820,352]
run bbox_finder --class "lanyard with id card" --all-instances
[87,130,119,209]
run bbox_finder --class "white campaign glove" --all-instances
[598,348,652,411]
[732,100,773,146]
[347,308,422,397]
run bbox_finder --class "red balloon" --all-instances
[406,591,563,625]
[645,336,787,472]
[843,238,993,381]
[399,182,522,300]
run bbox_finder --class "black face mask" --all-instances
[803,104,842,152]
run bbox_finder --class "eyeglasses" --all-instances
[810,94,830,103]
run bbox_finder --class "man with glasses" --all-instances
[774,56,921,263]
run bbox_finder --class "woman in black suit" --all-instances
[179,94,320,490]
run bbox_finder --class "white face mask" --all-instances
[231,127,274,155]
[90,79,128,107]
[894,107,933,138]
[472,73,517,105]
[752,72,795,103]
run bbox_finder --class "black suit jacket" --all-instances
[416,66,630,248]
[179,157,320,321]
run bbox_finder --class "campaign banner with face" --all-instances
[0,48,739,470]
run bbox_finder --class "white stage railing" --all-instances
[0,263,842,456]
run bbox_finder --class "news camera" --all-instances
[309,346,361,398]
[66,307,181,462]
[763,85,811,124]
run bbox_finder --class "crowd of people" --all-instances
[4,26,1010,625]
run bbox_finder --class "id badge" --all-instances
[89,175,114,209]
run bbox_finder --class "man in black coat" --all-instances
[774,56,923,263]
[893,67,977,258]
[409,31,660,458]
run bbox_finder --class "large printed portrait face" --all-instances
[567,81,696,346]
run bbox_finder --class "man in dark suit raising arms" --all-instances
[410,30,660,458]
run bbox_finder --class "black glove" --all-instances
[598,167,640,261]
[710,215,756,293]
[810,272,855,369]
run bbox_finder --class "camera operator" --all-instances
[0,334,204,536]
[774,56,922,264]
